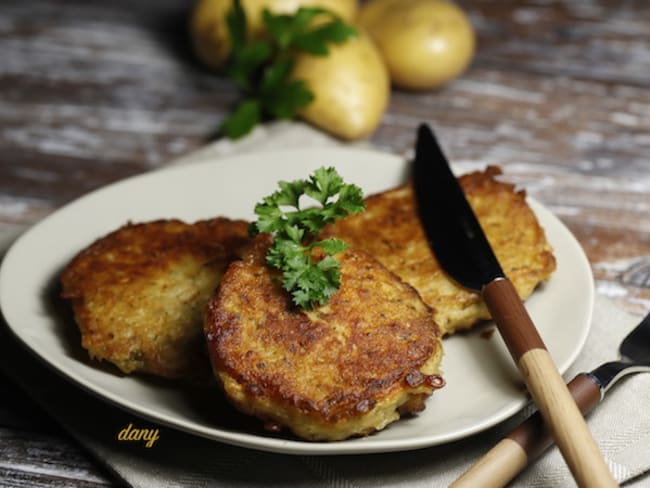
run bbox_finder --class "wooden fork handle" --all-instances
[478,278,617,488]
[450,374,602,488]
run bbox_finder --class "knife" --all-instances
[412,124,617,488]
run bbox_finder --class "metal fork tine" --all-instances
[619,312,650,362]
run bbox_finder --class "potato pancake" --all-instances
[60,218,251,379]
[204,235,444,441]
[320,166,556,335]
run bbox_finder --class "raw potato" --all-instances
[190,0,359,70]
[359,0,475,90]
[291,31,390,140]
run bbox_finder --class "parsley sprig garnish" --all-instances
[221,0,357,139]
[249,167,365,309]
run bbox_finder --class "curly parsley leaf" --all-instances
[220,1,357,139]
[221,99,261,139]
[249,167,365,309]
[225,0,247,52]
[226,40,273,90]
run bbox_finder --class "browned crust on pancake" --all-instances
[60,217,251,379]
[204,235,444,440]
[320,166,557,335]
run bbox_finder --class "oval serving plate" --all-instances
[0,147,593,455]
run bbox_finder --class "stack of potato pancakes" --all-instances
[60,167,555,440]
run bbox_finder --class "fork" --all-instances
[451,312,650,488]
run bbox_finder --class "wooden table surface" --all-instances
[1,0,648,486]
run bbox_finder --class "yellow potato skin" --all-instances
[291,31,389,140]
[359,0,475,90]
[190,0,359,70]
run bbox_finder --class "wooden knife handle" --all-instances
[450,374,602,488]
[480,278,617,488]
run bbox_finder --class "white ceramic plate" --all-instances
[0,148,593,455]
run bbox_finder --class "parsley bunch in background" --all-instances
[221,0,357,139]
[249,167,365,309]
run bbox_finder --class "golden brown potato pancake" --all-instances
[60,218,251,379]
[320,166,556,335]
[204,235,444,441]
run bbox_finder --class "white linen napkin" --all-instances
[1,121,648,487]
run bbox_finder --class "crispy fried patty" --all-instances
[204,236,444,441]
[60,218,251,379]
[320,167,556,335]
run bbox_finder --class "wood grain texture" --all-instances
[0,372,113,487]
[0,0,648,485]
[0,428,112,487]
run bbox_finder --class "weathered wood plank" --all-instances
[0,371,114,486]
[0,428,113,487]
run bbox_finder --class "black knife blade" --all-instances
[413,124,503,291]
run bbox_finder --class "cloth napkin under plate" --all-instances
[1,121,648,487]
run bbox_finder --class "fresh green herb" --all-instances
[221,0,357,139]
[249,166,365,309]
